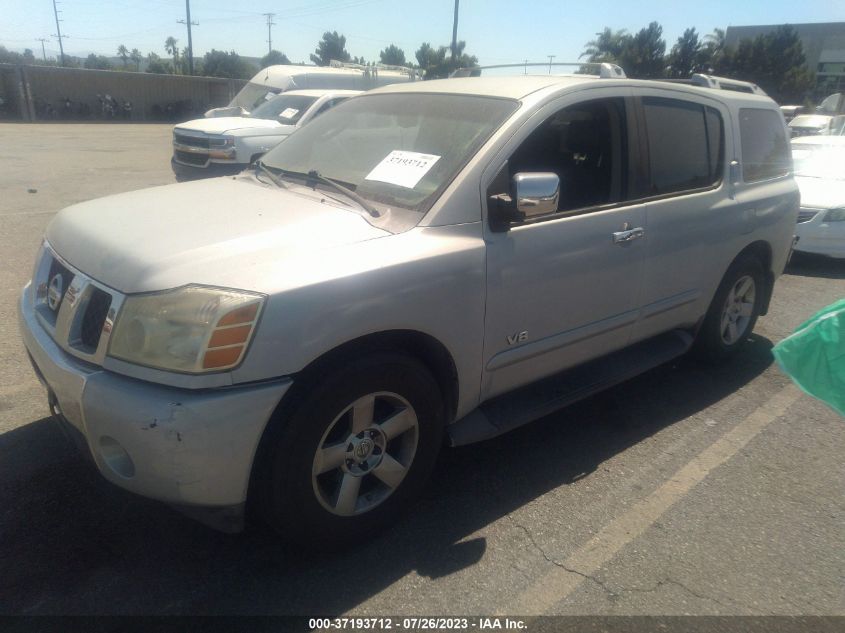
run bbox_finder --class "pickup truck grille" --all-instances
[32,244,124,365]
[174,132,210,148]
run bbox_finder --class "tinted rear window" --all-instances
[643,97,723,195]
[739,108,790,182]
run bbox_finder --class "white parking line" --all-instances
[505,385,802,614]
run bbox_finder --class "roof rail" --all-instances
[689,73,767,96]
[450,62,626,79]
[329,58,421,78]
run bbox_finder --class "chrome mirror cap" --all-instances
[513,172,560,218]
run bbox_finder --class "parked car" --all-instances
[779,104,805,123]
[19,67,797,541]
[791,136,845,259]
[171,89,361,181]
[788,113,845,137]
[205,62,418,118]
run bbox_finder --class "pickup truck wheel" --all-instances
[260,352,443,544]
[694,256,764,362]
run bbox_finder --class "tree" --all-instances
[145,52,172,74]
[379,44,406,66]
[666,27,706,78]
[23,48,36,63]
[352,55,366,65]
[117,44,129,68]
[581,27,629,62]
[261,49,290,67]
[130,48,142,71]
[618,21,666,78]
[414,40,476,79]
[310,31,351,66]
[703,27,726,70]
[165,36,179,74]
[84,53,113,70]
[202,49,256,79]
[717,25,814,103]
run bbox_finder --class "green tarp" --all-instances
[773,299,845,417]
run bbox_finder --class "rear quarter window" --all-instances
[739,108,791,183]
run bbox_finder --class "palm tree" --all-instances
[117,44,129,68]
[165,36,179,74]
[581,27,630,62]
[704,28,726,70]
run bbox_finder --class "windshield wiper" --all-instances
[253,160,286,189]
[306,169,380,218]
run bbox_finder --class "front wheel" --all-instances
[257,352,444,544]
[694,256,764,362]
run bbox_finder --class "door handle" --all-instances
[612,227,645,244]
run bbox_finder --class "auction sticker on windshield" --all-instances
[280,107,299,119]
[365,150,441,189]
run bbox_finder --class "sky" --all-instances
[0,0,843,66]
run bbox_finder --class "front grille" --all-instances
[797,209,820,224]
[174,133,209,148]
[175,150,208,166]
[80,287,111,350]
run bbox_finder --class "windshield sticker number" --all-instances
[279,107,299,119]
[364,150,441,189]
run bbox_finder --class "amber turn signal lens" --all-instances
[203,346,244,369]
[208,324,251,348]
[217,302,259,327]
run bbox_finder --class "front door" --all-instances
[482,93,646,400]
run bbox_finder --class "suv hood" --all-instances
[46,177,390,294]
[176,116,287,135]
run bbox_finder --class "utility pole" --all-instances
[177,0,197,75]
[37,38,49,62]
[450,0,459,61]
[263,13,276,54]
[51,0,66,66]
[547,55,556,74]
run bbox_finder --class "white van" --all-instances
[206,62,419,118]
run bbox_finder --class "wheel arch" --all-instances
[246,329,460,511]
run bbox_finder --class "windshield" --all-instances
[250,94,319,124]
[792,144,845,180]
[261,93,518,213]
[231,82,282,111]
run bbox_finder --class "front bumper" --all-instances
[171,157,246,181]
[19,282,291,511]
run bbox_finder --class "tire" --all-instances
[257,352,444,545]
[693,255,765,362]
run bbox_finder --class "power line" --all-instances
[51,0,66,66]
[263,13,275,54]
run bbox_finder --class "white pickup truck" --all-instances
[171,89,360,180]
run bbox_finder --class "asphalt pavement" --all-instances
[0,124,842,617]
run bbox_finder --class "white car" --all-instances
[792,136,845,258]
[788,114,845,138]
[171,89,361,180]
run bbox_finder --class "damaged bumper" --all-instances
[19,283,291,517]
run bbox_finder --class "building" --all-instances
[724,22,845,101]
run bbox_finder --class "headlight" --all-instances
[209,135,236,160]
[109,285,265,373]
[823,208,845,222]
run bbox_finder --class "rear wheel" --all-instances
[257,352,444,544]
[694,256,764,362]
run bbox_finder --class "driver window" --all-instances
[507,98,627,213]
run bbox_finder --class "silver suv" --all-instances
[19,68,798,540]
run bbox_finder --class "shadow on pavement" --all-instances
[785,252,845,280]
[0,336,774,615]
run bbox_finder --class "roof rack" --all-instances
[450,62,626,79]
[328,58,421,79]
[667,73,767,96]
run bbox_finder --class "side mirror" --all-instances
[488,172,560,232]
[513,172,560,218]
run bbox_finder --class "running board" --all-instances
[446,330,694,447]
